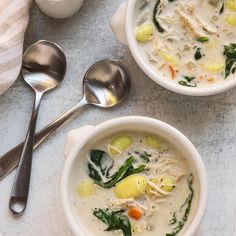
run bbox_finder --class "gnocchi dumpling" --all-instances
[135,24,154,43]
[146,136,161,149]
[110,135,133,155]
[226,0,236,11]
[226,13,236,25]
[146,176,176,197]
[77,179,96,197]
[204,62,225,73]
[115,174,148,199]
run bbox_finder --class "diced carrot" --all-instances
[207,76,215,83]
[128,207,143,220]
[168,64,176,80]
[198,75,204,80]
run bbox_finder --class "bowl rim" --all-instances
[61,116,208,236]
[125,0,236,96]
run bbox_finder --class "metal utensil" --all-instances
[0,59,131,181]
[9,40,66,214]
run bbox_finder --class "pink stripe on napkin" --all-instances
[0,0,32,94]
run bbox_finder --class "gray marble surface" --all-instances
[0,1,236,235]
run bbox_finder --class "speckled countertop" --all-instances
[0,1,236,235]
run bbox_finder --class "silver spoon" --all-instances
[9,40,66,214]
[0,59,131,180]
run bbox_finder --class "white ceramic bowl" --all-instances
[61,116,208,236]
[112,0,236,96]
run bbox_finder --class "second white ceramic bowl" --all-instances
[61,116,208,236]
[111,0,236,96]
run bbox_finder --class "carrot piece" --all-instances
[207,76,215,82]
[128,207,143,220]
[168,64,176,80]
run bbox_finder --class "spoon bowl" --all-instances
[84,59,131,107]
[22,40,66,92]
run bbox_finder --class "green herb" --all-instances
[121,162,146,179]
[223,43,236,78]
[93,209,132,236]
[194,48,202,60]
[166,174,194,236]
[178,75,197,87]
[196,36,209,43]
[88,151,146,188]
[178,81,197,87]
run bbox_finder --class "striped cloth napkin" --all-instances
[0,0,31,94]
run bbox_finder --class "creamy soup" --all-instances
[135,0,236,87]
[74,133,199,236]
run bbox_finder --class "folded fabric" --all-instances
[0,0,31,94]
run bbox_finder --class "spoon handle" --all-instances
[0,99,87,181]
[9,92,43,214]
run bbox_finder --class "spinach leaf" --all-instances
[169,212,177,225]
[183,76,196,82]
[88,150,114,180]
[178,81,197,87]
[196,37,209,43]
[220,1,224,14]
[153,0,175,33]
[88,151,146,188]
[194,48,202,60]
[223,43,236,78]
[166,174,194,236]
[93,209,132,236]
[178,76,197,87]
[123,163,147,179]
[153,0,165,33]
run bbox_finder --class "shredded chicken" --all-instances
[148,181,170,196]
[194,15,217,35]
[108,198,135,208]
[186,60,196,71]
[176,10,205,38]
[107,144,122,156]
[158,0,169,14]
[146,50,158,63]
[208,0,220,6]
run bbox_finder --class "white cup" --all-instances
[36,0,84,19]
[111,0,236,96]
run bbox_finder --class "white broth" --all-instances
[134,0,236,88]
[73,133,199,236]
